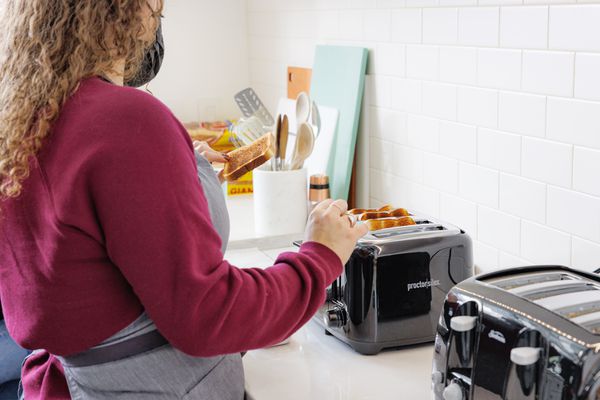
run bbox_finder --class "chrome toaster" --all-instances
[432,266,600,400]
[313,213,474,355]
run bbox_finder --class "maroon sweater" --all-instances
[0,78,342,399]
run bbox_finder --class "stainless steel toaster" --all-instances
[313,213,474,355]
[432,265,600,400]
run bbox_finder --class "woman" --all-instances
[0,305,31,400]
[0,1,367,399]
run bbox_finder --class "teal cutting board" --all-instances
[310,45,369,202]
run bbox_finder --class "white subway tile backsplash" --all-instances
[547,97,600,150]
[458,7,499,47]
[478,128,521,174]
[499,252,532,269]
[575,53,600,102]
[459,163,500,208]
[440,194,478,236]
[393,178,441,217]
[406,0,438,7]
[458,87,498,128]
[522,137,573,188]
[521,221,571,265]
[250,0,600,276]
[423,8,458,45]
[406,45,439,80]
[338,10,364,41]
[522,51,574,97]
[422,82,458,121]
[364,10,391,41]
[573,147,600,197]
[500,174,547,223]
[369,75,392,107]
[498,91,546,137]
[439,0,476,5]
[500,6,548,49]
[439,47,477,85]
[478,49,522,91]
[391,79,422,113]
[370,137,395,172]
[572,237,600,272]
[370,169,387,202]
[478,207,521,254]
[525,0,574,4]
[550,5,600,52]
[407,114,440,152]
[548,186,600,242]
[369,43,406,77]
[439,121,477,163]
[392,9,422,44]
[370,107,408,144]
[474,240,500,272]
[423,153,459,194]
[394,145,424,182]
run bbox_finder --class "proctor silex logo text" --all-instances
[407,279,441,292]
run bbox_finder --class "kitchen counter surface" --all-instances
[242,321,435,400]
[224,228,435,400]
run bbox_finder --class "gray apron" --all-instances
[57,152,244,400]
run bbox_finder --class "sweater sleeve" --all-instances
[88,97,342,357]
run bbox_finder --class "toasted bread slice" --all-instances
[366,217,416,232]
[222,133,274,182]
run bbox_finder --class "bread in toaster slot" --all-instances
[348,206,410,218]
[348,204,397,215]
[365,216,416,231]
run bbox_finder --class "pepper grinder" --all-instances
[309,174,330,213]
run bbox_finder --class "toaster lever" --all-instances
[450,316,477,332]
[510,347,541,366]
[443,382,465,400]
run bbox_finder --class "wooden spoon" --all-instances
[290,122,315,170]
[279,115,289,171]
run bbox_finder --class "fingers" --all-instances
[328,199,348,215]
[194,140,230,163]
[201,151,229,163]
[312,198,334,214]
[352,222,369,240]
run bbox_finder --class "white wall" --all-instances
[150,0,250,122]
[247,0,600,274]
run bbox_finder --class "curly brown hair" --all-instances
[0,0,162,199]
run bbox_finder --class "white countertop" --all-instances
[223,198,435,400]
[243,321,435,400]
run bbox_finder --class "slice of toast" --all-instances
[222,133,274,182]
[366,217,416,232]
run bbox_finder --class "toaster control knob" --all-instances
[431,371,444,385]
[325,308,347,328]
[443,383,464,400]
[510,347,541,366]
[450,316,477,332]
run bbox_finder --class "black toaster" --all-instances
[313,214,473,355]
[432,265,600,400]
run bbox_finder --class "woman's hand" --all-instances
[304,199,369,265]
[194,141,229,184]
[194,141,229,163]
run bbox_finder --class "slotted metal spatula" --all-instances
[234,88,275,127]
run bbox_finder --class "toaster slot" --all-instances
[490,272,576,291]
[510,280,590,297]
[521,283,596,301]
[572,311,600,326]
[557,303,600,320]
[370,221,444,238]
[535,290,600,311]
